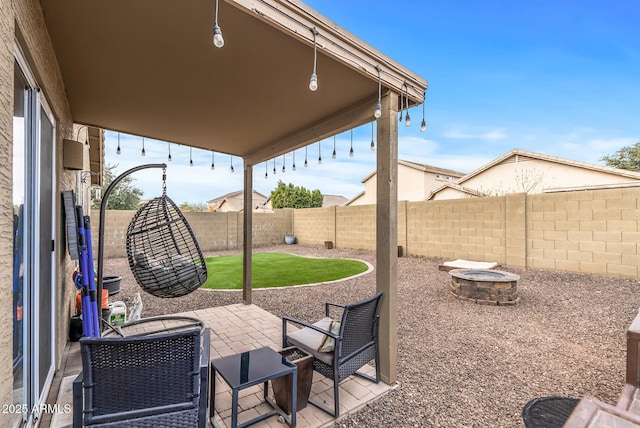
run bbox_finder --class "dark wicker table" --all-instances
[210,347,297,428]
[522,396,580,428]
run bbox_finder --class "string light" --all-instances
[420,90,427,132]
[304,146,308,167]
[370,122,375,151]
[332,135,336,159]
[141,137,146,157]
[116,132,121,155]
[265,162,268,179]
[309,28,318,91]
[292,151,296,171]
[167,142,172,161]
[213,0,224,48]
[282,154,286,173]
[211,151,215,170]
[399,84,404,123]
[189,147,194,166]
[404,84,411,127]
[374,66,382,119]
[273,159,277,175]
[230,156,235,172]
[349,130,354,157]
[318,141,322,164]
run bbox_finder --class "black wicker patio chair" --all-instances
[72,327,210,427]
[282,292,383,417]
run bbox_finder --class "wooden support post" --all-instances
[242,160,253,304]
[376,91,399,384]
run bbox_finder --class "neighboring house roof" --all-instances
[322,194,348,207]
[345,191,365,206]
[360,159,465,183]
[456,148,640,185]
[426,183,485,201]
[208,190,268,212]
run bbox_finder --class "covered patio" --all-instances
[49,303,391,428]
[41,0,428,393]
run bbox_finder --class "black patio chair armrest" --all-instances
[325,301,346,317]
[198,328,211,428]
[282,316,339,347]
[72,372,84,428]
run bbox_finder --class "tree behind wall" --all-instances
[92,164,144,210]
[270,180,323,208]
[600,141,640,171]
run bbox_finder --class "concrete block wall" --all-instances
[92,209,289,257]
[406,197,507,264]
[294,206,336,246]
[94,187,640,280]
[336,205,377,251]
[526,187,640,277]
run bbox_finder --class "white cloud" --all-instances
[442,127,507,141]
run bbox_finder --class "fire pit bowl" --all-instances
[448,269,520,305]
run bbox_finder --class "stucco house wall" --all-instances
[462,157,640,195]
[429,150,640,201]
[348,161,463,205]
[2,0,79,423]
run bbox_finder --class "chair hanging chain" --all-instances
[162,167,167,196]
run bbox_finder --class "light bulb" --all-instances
[141,148,146,157]
[282,165,285,173]
[213,25,224,48]
[230,165,235,173]
[420,119,426,132]
[349,147,354,158]
[292,163,296,171]
[332,150,336,159]
[265,171,268,179]
[190,159,194,166]
[374,103,382,119]
[273,166,276,175]
[405,112,411,127]
[309,73,318,91]
[168,153,172,161]
[304,159,308,168]
[116,145,121,155]
[370,140,375,151]
[211,162,215,170]
[318,156,322,165]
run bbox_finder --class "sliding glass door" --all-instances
[13,54,55,427]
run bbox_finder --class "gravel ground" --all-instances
[104,245,640,428]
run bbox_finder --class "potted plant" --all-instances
[272,347,313,414]
[284,233,296,245]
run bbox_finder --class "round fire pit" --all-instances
[449,269,520,305]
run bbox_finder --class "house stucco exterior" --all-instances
[2,1,80,425]
[348,160,464,205]
[429,150,640,200]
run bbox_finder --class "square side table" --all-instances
[210,346,297,428]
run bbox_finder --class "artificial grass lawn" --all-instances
[201,252,368,290]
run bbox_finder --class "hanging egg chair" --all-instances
[125,173,207,298]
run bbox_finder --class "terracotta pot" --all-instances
[272,347,313,414]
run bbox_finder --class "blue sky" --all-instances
[103,0,640,205]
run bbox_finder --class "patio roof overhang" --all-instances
[40,0,427,164]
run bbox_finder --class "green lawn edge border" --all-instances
[199,252,374,292]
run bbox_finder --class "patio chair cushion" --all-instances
[286,317,336,364]
[318,321,341,352]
